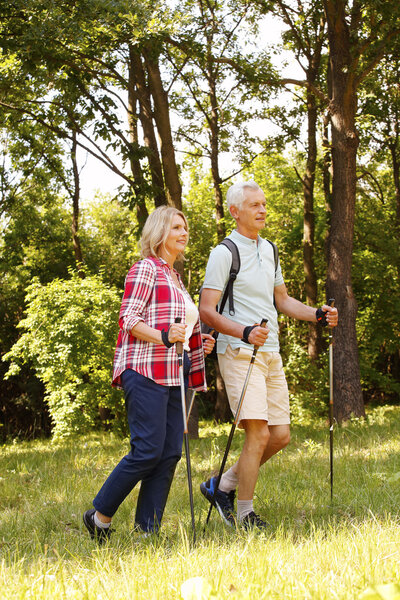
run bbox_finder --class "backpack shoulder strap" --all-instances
[218,238,240,316]
[220,238,240,275]
[266,239,279,274]
[265,239,279,309]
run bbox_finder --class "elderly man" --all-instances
[199,180,338,529]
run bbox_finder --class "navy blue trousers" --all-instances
[93,357,189,532]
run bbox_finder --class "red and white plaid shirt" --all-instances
[112,256,206,391]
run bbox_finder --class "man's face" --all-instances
[230,189,266,238]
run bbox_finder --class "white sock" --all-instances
[237,500,254,521]
[219,467,239,493]
[94,512,111,529]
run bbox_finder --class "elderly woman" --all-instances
[83,206,214,542]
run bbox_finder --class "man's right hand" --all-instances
[247,323,269,347]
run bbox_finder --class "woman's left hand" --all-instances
[201,333,216,356]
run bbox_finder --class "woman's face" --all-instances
[162,214,188,260]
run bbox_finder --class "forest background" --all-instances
[1,0,399,441]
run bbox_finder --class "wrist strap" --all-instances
[316,307,328,327]
[241,325,257,344]
[161,327,174,348]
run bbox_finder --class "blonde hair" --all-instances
[140,205,189,259]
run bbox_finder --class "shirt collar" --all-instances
[152,255,181,278]
[230,229,260,246]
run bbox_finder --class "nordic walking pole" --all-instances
[186,389,196,424]
[175,317,196,544]
[327,298,335,502]
[204,318,268,528]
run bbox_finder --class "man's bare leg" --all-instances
[260,423,290,465]
[236,419,270,500]
[224,423,290,495]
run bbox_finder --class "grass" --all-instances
[1,405,400,599]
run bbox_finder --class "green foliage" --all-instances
[353,164,400,402]
[0,0,179,203]
[1,0,400,432]
[183,166,232,298]
[3,270,124,439]
[0,180,77,440]
[244,150,329,288]
[282,322,329,423]
[169,0,277,171]
[80,194,140,288]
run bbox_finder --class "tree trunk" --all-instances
[205,38,229,419]
[128,46,166,212]
[127,69,149,229]
[389,142,400,255]
[143,48,182,210]
[71,131,84,275]
[324,0,364,422]
[207,56,226,242]
[389,142,400,384]
[322,115,332,212]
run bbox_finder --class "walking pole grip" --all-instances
[251,318,268,356]
[175,317,183,356]
[257,318,268,344]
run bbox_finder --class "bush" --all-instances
[3,269,125,439]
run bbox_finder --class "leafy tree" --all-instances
[352,163,400,403]
[356,52,400,399]
[167,0,273,241]
[3,271,124,439]
[0,179,76,439]
[79,194,139,289]
[318,0,399,421]
[358,53,400,250]
[267,0,328,361]
[0,170,140,438]
[0,0,184,221]
[253,0,400,421]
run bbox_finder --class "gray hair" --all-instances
[226,180,263,210]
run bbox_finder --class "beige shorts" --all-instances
[218,345,290,428]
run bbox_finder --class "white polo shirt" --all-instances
[202,229,284,354]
